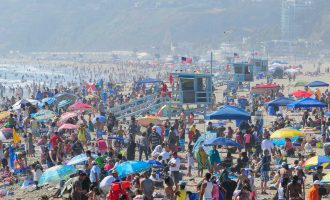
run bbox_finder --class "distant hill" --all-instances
[0,0,328,52]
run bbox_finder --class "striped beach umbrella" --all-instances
[304,156,330,169]
[57,112,78,126]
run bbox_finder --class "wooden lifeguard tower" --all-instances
[226,62,254,91]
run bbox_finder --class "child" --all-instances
[176,181,189,200]
[186,146,194,177]
[87,184,101,200]
[32,164,43,190]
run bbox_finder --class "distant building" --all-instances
[281,0,312,41]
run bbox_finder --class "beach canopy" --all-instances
[305,81,329,87]
[291,90,312,98]
[204,137,242,148]
[287,98,327,108]
[115,161,151,178]
[206,105,250,120]
[266,97,295,107]
[270,128,304,139]
[136,78,161,84]
[38,165,77,186]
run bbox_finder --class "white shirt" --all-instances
[261,139,274,153]
[160,151,170,161]
[33,169,43,181]
[169,157,180,171]
[278,186,285,200]
[90,165,101,183]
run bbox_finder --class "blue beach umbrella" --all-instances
[58,99,73,108]
[115,161,151,178]
[38,165,77,186]
[204,137,242,148]
[67,153,97,165]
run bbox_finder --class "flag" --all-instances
[13,128,21,144]
[181,57,192,64]
[234,53,239,58]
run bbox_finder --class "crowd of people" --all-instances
[0,60,329,200]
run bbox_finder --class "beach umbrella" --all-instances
[304,156,330,169]
[327,112,330,118]
[305,81,329,87]
[58,123,79,131]
[42,97,57,105]
[32,110,56,122]
[58,100,73,108]
[0,128,13,141]
[294,81,308,87]
[100,175,117,193]
[38,165,78,186]
[138,116,162,127]
[291,90,312,98]
[272,136,300,146]
[321,173,330,183]
[0,111,13,122]
[299,127,321,134]
[115,161,152,178]
[68,102,94,112]
[67,153,97,165]
[54,93,78,102]
[57,112,78,126]
[92,116,106,123]
[270,128,304,139]
[192,131,217,154]
[12,99,39,110]
[147,160,162,167]
[204,137,242,148]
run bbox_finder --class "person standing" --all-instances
[260,149,271,194]
[89,161,101,186]
[71,171,87,200]
[150,128,161,151]
[169,152,181,192]
[286,175,303,200]
[138,132,149,161]
[307,180,320,200]
[200,172,214,200]
[261,134,274,156]
[209,145,221,174]
[141,171,154,200]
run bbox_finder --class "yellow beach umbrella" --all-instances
[270,128,304,139]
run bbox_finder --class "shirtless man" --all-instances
[286,175,303,200]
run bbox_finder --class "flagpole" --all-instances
[210,51,213,75]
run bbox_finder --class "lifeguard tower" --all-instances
[226,62,254,92]
[170,72,213,115]
[251,58,268,77]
